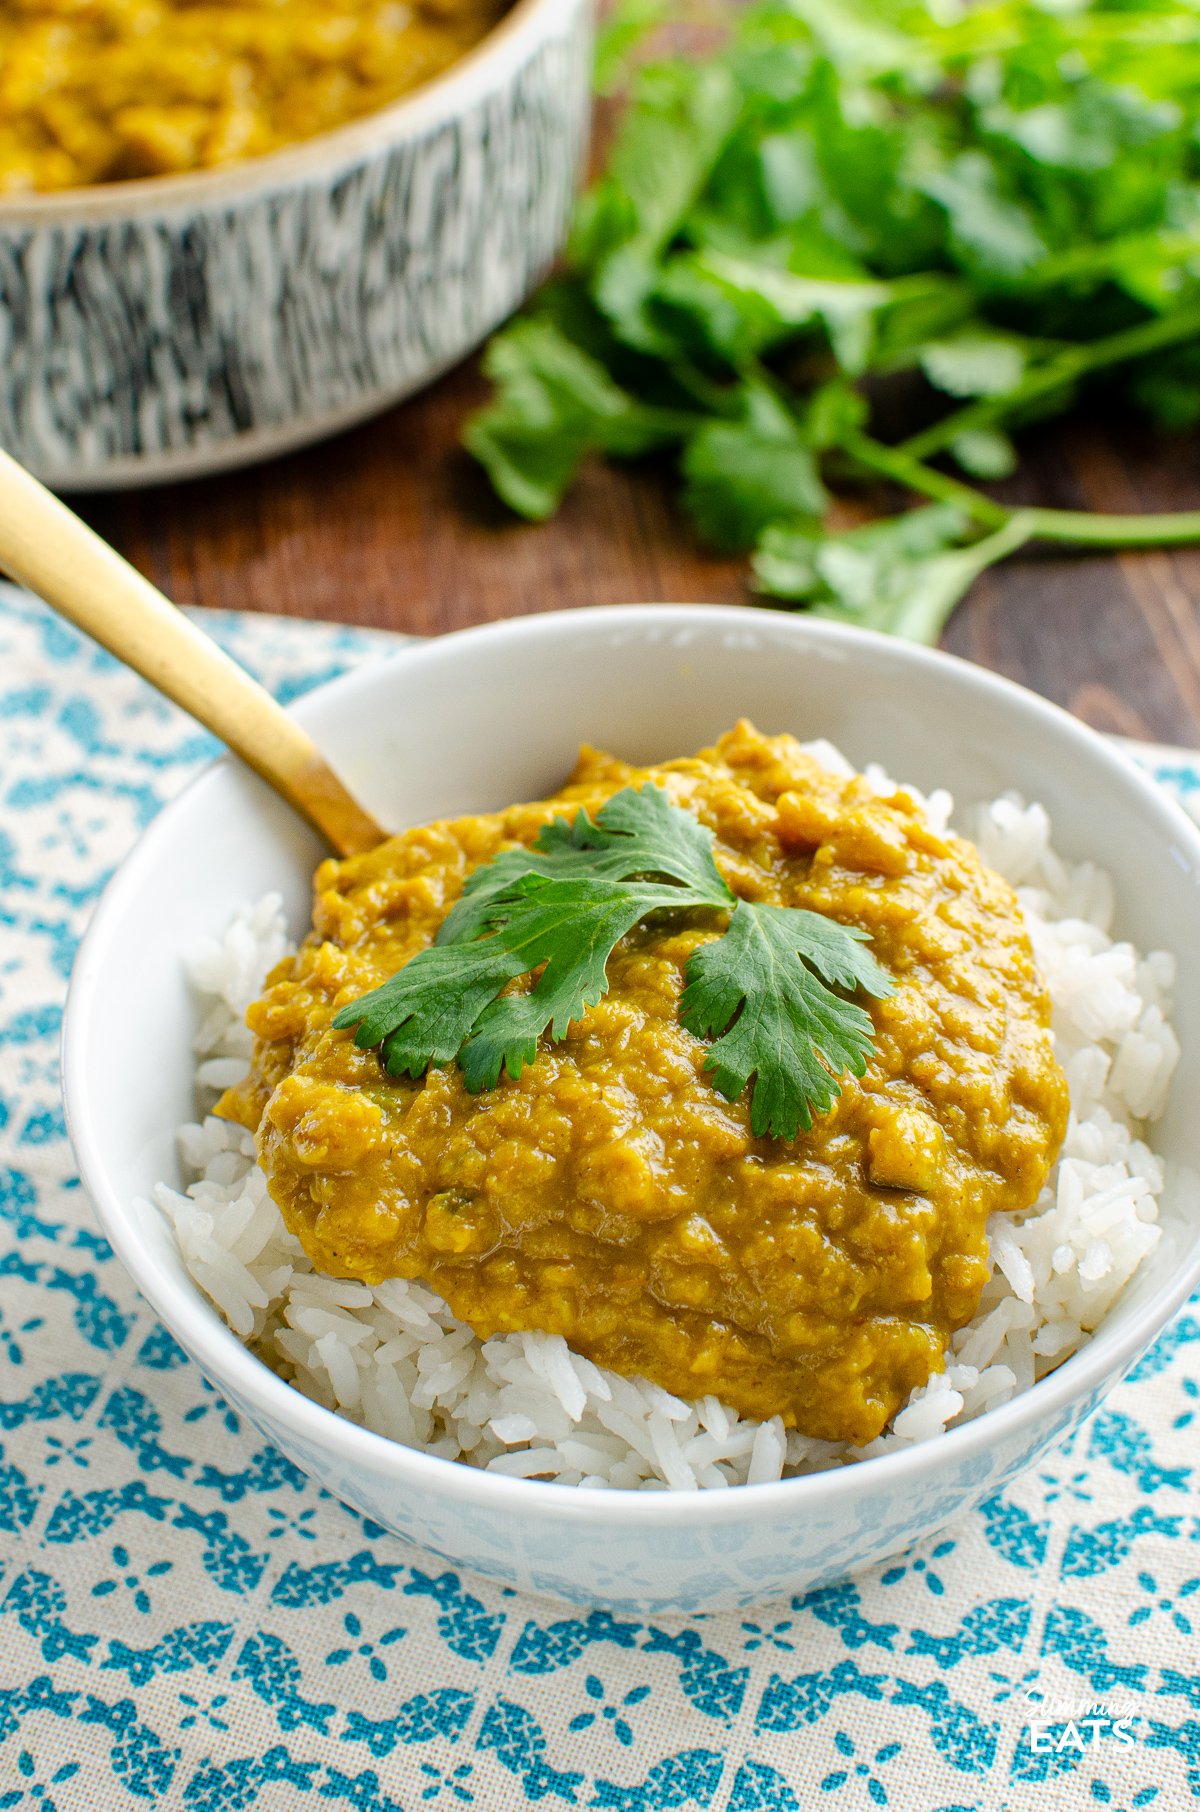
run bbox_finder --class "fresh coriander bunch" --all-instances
[465,0,1200,643]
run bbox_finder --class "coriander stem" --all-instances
[838,430,1200,554]
[1022,506,1200,548]
[1010,229,1200,298]
[902,303,1200,462]
[897,511,1038,646]
[840,430,1012,529]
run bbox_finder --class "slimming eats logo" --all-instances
[1021,1691,1146,1754]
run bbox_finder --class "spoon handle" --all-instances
[0,449,384,856]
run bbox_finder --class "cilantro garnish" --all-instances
[463,0,1200,644]
[333,785,894,1140]
[680,901,888,1136]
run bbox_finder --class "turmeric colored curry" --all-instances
[221,724,1069,1446]
[0,0,509,193]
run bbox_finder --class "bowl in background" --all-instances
[0,0,592,491]
[61,605,1200,1612]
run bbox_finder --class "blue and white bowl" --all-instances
[0,0,593,490]
[61,605,1200,1613]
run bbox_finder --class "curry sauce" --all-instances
[220,725,1069,1446]
[0,0,509,193]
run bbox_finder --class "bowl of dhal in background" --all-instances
[0,0,592,490]
[62,605,1200,1613]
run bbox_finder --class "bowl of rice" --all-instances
[62,605,1200,1613]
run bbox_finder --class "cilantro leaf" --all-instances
[680,384,827,551]
[338,869,696,1082]
[459,876,689,1089]
[775,0,924,78]
[440,781,732,943]
[333,940,527,1080]
[336,783,891,1138]
[754,504,1035,642]
[685,251,968,375]
[338,784,733,1079]
[462,317,688,521]
[919,332,1031,399]
[457,877,684,1089]
[530,781,733,897]
[915,152,1049,281]
[948,428,1017,481]
[574,60,741,270]
[679,901,894,1139]
[576,59,742,349]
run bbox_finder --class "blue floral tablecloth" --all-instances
[2,583,1199,1812]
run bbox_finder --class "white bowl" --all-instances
[62,604,1200,1613]
[0,0,592,489]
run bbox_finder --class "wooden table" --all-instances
[80,342,1200,754]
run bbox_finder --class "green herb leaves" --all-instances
[464,0,1200,644]
[461,315,686,522]
[680,383,827,551]
[334,785,894,1140]
[754,504,1036,643]
[679,901,890,1137]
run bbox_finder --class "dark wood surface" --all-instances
[80,369,1200,749]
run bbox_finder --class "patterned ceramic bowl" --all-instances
[0,0,592,491]
[62,605,1200,1613]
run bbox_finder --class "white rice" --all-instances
[149,756,1182,1489]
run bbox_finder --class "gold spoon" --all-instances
[0,448,384,856]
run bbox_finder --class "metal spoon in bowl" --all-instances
[0,447,385,857]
